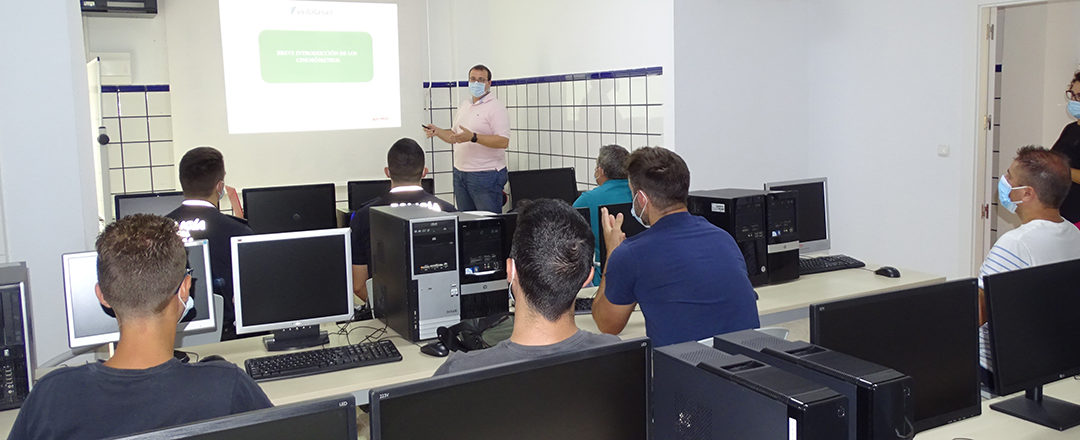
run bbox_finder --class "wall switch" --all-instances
[937,144,950,157]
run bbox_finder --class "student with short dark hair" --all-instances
[166,146,251,340]
[9,215,271,440]
[350,138,455,302]
[434,199,619,375]
[591,147,760,347]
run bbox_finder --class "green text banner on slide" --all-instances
[219,0,400,134]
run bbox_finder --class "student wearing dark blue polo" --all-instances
[573,144,632,286]
[591,147,759,347]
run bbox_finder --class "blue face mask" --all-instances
[468,81,487,98]
[998,174,1029,214]
[631,192,650,228]
[1068,100,1080,119]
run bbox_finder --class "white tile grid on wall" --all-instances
[100,87,175,198]
[424,68,663,206]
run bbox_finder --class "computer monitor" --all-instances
[231,228,353,351]
[764,177,829,253]
[62,240,216,349]
[347,178,435,211]
[114,394,357,439]
[507,167,578,209]
[597,202,648,273]
[242,183,337,234]
[810,279,981,432]
[369,338,651,440]
[984,258,1080,430]
[114,191,185,220]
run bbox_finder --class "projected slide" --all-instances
[219,0,400,134]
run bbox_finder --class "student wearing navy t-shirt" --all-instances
[350,138,455,302]
[9,215,271,440]
[590,147,759,347]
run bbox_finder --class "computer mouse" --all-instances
[420,341,449,357]
[200,354,227,363]
[874,266,901,278]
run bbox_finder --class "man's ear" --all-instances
[95,283,111,309]
[384,167,391,179]
[582,266,595,287]
[178,275,193,302]
[421,167,429,179]
[506,258,515,283]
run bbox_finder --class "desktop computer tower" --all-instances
[713,329,914,440]
[0,263,35,410]
[456,213,509,320]
[370,206,461,342]
[653,341,849,440]
[764,190,800,284]
[688,189,769,286]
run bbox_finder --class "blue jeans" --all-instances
[453,168,507,213]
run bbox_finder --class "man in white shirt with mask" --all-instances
[978,145,1080,387]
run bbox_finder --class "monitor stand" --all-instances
[262,325,329,352]
[990,385,1080,431]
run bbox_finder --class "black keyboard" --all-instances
[574,297,593,315]
[244,339,402,382]
[798,254,866,275]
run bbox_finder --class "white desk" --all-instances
[0,265,945,437]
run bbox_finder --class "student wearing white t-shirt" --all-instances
[978,146,1080,385]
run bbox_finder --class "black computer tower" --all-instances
[653,341,849,440]
[456,213,509,320]
[688,189,768,286]
[713,329,914,440]
[764,191,800,284]
[370,206,461,342]
[0,263,35,410]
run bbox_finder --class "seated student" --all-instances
[573,144,632,286]
[9,215,271,440]
[978,146,1080,384]
[166,146,251,341]
[434,199,619,375]
[351,138,455,302]
[590,147,760,347]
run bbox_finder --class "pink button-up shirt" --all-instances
[452,93,511,172]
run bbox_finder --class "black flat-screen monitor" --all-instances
[507,167,578,209]
[764,178,829,253]
[810,279,981,433]
[984,258,1080,430]
[242,183,336,234]
[112,394,356,439]
[114,191,185,219]
[369,338,650,440]
[347,178,435,211]
[597,202,648,272]
[231,228,353,349]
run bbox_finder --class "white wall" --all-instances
[430,0,676,147]
[164,0,433,195]
[803,0,980,279]
[0,2,99,366]
[1040,1,1080,145]
[83,13,170,84]
[672,0,811,189]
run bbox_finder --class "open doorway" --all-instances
[973,0,1080,273]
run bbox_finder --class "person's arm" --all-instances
[453,125,509,149]
[591,207,635,334]
[352,265,369,303]
[978,287,988,326]
[1071,168,1080,185]
[423,124,456,145]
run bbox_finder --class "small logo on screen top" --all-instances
[290,6,333,16]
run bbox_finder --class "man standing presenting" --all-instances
[424,64,511,213]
